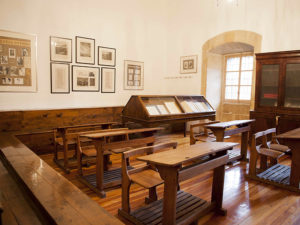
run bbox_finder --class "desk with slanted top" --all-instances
[80,127,163,197]
[119,142,237,225]
[205,120,254,163]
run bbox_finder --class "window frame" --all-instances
[223,52,254,104]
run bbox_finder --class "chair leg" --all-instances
[269,158,278,167]
[260,155,268,170]
[145,187,157,204]
[103,155,109,171]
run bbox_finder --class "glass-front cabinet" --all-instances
[284,63,300,108]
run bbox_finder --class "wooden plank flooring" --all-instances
[40,133,300,225]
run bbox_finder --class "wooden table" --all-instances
[205,120,254,163]
[55,122,117,173]
[119,142,237,225]
[80,127,162,197]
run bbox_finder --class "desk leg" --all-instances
[211,164,227,215]
[290,144,300,188]
[157,165,179,225]
[62,131,70,173]
[240,131,249,162]
[212,129,225,142]
[95,141,106,198]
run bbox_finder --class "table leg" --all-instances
[95,140,106,198]
[62,130,69,173]
[211,164,227,215]
[212,129,225,142]
[240,131,249,162]
[157,165,180,225]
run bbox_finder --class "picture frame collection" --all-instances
[50,36,116,93]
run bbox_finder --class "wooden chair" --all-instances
[76,128,130,175]
[249,130,285,176]
[190,120,220,145]
[121,142,178,213]
[264,128,291,154]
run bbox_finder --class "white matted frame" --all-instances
[180,55,198,74]
[50,36,72,63]
[98,46,116,66]
[124,60,144,90]
[101,67,115,93]
[0,30,37,92]
[72,65,99,92]
[75,36,95,64]
[50,62,70,93]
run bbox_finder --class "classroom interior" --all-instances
[0,0,300,224]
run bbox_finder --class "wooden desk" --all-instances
[81,127,162,197]
[119,142,237,225]
[55,122,118,173]
[205,120,254,163]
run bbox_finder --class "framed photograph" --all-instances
[72,65,99,92]
[98,46,116,66]
[50,36,72,62]
[180,55,198,74]
[75,36,95,64]
[101,67,115,93]
[0,30,37,92]
[50,62,70,93]
[124,60,144,90]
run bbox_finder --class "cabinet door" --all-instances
[284,63,300,108]
[258,64,280,107]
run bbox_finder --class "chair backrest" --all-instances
[263,128,279,146]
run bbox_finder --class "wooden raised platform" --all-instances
[119,191,211,225]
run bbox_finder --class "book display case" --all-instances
[122,95,216,135]
[250,50,300,134]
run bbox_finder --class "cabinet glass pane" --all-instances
[284,64,300,108]
[141,97,183,115]
[260,64,279,107]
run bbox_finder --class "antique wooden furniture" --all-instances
[264,128,291,154]
[0,191,2,225]
[247,127,300,193]
[121,142,178,207]
[118,142,237,225]
[250,50,300,135]
[205,120,254,163]
[80,127,163,197]
[54,122,118,173]
[0,132,123,225]
[190,120,219,144]
[122,95,216,136]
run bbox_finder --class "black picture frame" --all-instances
[50,36,72,63]
[72,65,100,92]
[101,67,116,93]
[98,46,116,67]
[75,36,95,65]
[50,62,70,94]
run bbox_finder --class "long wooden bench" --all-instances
[0,132,123,225]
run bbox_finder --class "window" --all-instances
[224,54,254,101]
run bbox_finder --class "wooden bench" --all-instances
[0,132,123,225]
[190,120,219,145]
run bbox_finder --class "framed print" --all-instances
[50,36,72,62]
[101,67,115,93]
[50,62,70,93]
[0,30,37,92]
[124,60,144,90]
[75,36,95,64]
[72,65,99,92]
[180,55,198,74]
[98,46,116,66]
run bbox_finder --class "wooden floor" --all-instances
[40,133,300,225]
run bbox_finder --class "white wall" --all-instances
[0,0,168,111]
[1,0,300,111]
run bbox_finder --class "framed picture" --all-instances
[0,30,37,92]
[50,62,70,93]
[180,55,198,74]
[98,46,116,66]
[50,36,72,62]
[72,65,99,92]
[75,36,95,64]
[101,67,115,93]
[124,60,144,90]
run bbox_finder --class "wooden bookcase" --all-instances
[122,95,216,134]
[250,50,300,134]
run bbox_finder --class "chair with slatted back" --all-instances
[190,120,220,145]
[264,128,291,155]
[249,130,285,176]
[121,142,178,213]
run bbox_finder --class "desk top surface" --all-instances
[137,142,237,167]
[80,127,163,139]
[205,120,254,129]
[276,127,300,139]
